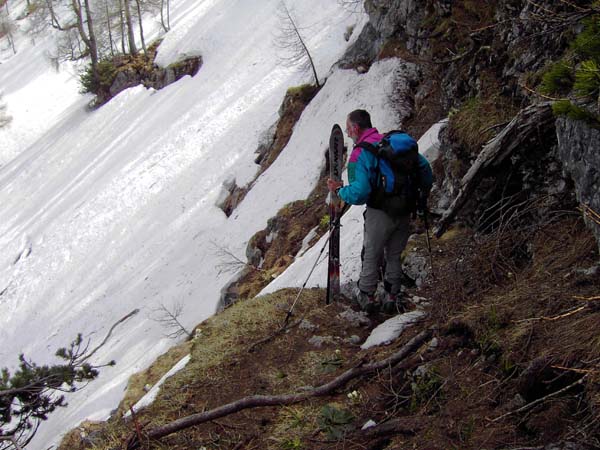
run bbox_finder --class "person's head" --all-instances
[346,109,372,143]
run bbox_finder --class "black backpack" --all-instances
[358,130,421,217]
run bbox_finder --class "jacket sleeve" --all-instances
[338,151,374,205]
[418,154,433,195]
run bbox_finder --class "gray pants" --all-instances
[359,207,411,295]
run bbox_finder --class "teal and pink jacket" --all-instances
[337,128,433,206]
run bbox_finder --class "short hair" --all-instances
[348,109,372,130]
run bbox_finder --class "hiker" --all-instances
[327,109,433,314]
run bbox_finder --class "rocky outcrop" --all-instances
[107,56,202,101]
[556,116,600,250]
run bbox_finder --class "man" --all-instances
[327,109,433,313]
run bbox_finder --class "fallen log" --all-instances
[435,102,555,238]
[124,328,434,449]
[356,417,422,439]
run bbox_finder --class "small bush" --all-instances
[317,404,354,440]
[540,60,574,95]
[79,60,117,95]
[552,100,600,126]
[574,59,600,96]
[571,15,600,61]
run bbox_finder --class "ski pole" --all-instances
[282,229,332,327]
[423,210,435,280]
[283,203,350,326]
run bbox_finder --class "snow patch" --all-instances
[360,311,426,350]
[124,354,191,417]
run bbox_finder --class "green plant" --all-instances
[79,59,117,95]
[319,350,343,374]
[281,437,303,449]
[476,329,501,356]
[552,100,600,126]
[409,368,444,413]
[571,15,600,61]
[317,404,354,440]
[574,59,600,96]
[540,60,574,95]
[319,214,330,230]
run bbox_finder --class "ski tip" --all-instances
[331,123,342,133]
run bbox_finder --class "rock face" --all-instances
[343,0,600,249]
[102,55,202,104]
[556,117,600,251]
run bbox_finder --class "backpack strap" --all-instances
[356,141,379,156]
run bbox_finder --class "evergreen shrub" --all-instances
[540,60,574,95]
[79,59,117,95]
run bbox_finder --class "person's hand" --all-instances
[327,178,343,192]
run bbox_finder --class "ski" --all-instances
[326,124,344,304]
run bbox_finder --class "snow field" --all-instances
[0,0,371,447]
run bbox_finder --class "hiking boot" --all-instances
[381,291,407,315]
[353,287,379,314]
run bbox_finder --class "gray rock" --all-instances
[338,309,371,328]
[556,116,600,253]
[347,335,362,345]
[402,248,429,287]
[427,337,439,351]
[308,335,336,348]
[299,319,317,331]
[507,393,526,409]
[413,363,431,378]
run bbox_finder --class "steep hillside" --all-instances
[53,1,600,449]
[2,0,600,449]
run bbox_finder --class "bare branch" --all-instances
[210,240,261,275]
[149,302,193,339]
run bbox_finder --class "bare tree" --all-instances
[210,240,263,276]
[123,0,137,54]
[159,0,170,32]
[274,1,320,87]
[0,9,16,54]
[0,94,11,128]
[134,0,146,54]
[149,301,193,339]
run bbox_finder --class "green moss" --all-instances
[540,60,574,95]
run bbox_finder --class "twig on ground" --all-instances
[551,365,600,374]
[491,374,588,422]
[574,295,600,301]
[247,317,304,353]
[516,305,587,323]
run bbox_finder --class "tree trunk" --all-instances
[118,0,126,54]
[123,0,137,55]
[159,0,168,32]
[166,0,170,31]
[71,0,98,84]
[83,0,99,72]
[134,0,146,54]
[105,1,115,57]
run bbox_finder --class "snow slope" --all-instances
[0,0,438,448]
